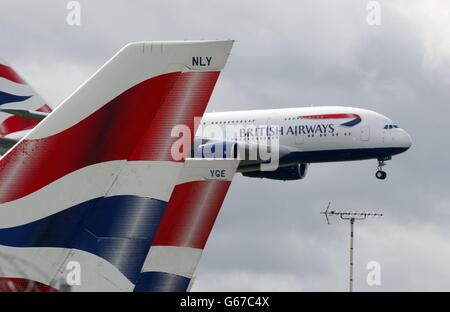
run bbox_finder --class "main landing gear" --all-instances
[375,158,389,180]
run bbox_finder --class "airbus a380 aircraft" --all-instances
[198,107,412,180]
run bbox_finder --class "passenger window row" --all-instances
[203,119,257,125]
[306,132,351,138]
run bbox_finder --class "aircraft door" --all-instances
[360,126,370,141]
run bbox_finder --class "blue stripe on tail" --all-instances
[0,195,168,284]
[0,91,32,105]
[134,272,191,292]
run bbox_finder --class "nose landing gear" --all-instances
[375,158,388,180]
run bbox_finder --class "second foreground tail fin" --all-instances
[134,159,239,292]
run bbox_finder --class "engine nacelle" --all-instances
[242,163,308,181]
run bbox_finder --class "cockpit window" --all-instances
[384,124,399,129]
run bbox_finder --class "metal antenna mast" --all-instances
[321,202,383,292]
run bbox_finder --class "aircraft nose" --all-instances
[399,129,413,149]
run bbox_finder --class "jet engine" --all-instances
[242,163,308,181]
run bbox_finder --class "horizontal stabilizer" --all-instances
[0,108,48,121]
[0,136,18,149]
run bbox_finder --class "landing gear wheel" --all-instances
[375,158,388,180]
[376,170,387,180]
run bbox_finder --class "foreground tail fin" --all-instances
[0,57,51,153]
[0,40,233,291]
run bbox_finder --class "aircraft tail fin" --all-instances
[0,40,233,291]
[134,158,239,292]
[0,57,51,152]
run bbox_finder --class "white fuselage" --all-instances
[197,106,412,169]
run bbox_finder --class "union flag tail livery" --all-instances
[0,40,234,291]
[134,159,239,292]
[0,57,51,153]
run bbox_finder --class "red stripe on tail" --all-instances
[130,71,220,161]
[0,64,25,84]
[152,180,232,249]
[0,72,180,204]
[0,278,57,292]
[0,71,221,204]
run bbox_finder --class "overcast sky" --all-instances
[2,0,450,291]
